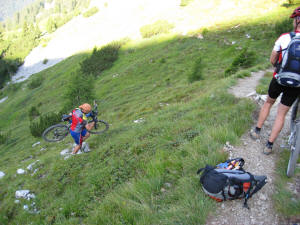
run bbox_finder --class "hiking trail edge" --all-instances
[206,70,290,225]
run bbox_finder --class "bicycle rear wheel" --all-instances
[42,124,69,142]
[287,123,300,177]
[88,120,109,134]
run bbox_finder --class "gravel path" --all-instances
[206,70,291,225]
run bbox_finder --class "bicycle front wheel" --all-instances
[287,123,300,177]
[290,98,299,131]
[88,120,109,134]
[42,124,69,142]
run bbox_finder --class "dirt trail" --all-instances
[206,70,291,225]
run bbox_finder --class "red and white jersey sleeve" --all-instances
[273,33,291,54]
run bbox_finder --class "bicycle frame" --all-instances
[287,96,300,177]
[42,101,109,142]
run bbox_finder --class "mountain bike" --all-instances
[42,101,109,142]
[287,97,300,177]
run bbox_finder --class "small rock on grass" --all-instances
[0,171,5,178]
[17,169,26,174]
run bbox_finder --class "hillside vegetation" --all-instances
[0,0,34,21]
[0,0,91,87]
[0,1,299,224]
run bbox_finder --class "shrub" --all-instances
[140,20,174,38]
[43,59,48,64]
[29,112,61,137]
[6,82,22,93]
[64,71,95,110]
[256,72,273,94]
[46,17,57,33]
[274,18,293,36]
[188,57,204,82]
[28,76,43,89]
[80,42,122,76]
[224,48,256,77]
[28,106,40,121]
[180,0,194,7]
[83,7,99,18]
[0,131,10,145]
[235,70,251,78]
[0,58,21,88]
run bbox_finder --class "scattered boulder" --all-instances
[32,142,41,147]
[0,171,5,179]
[23,202,40,214]
[82,142,90,153]
[133,118,145,123]
[15,190,35,200]
[246,91,256,97]
[17,169,26,175]
[223,141,234,158]
[15,190,40,214]
[159,102,170,107]
[164,183,172,188]
[0,96,8,103]
[197,34,204,39]
[60,149,71,156]
[27,160,40,171]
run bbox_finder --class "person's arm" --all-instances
[270,50,280,67]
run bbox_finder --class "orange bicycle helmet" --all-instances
[79,103,92,113]
[290,6,300,18]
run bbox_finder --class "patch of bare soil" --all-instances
[205,70,297,225]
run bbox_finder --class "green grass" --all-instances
[83,7,99,18]
[140,20,174,38]
[256,71,273,94]
[273,149,300,217]
[0,2,299,224]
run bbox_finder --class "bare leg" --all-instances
[256,96,276,128]
[82,122,94,142]
[72,144,81,154]
[268,103,290,143]
[85,121,95,131]
[82,132,90,142]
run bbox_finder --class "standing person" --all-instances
[70,103,94,154]
[250,7,300,155]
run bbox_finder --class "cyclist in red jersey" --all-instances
[250,7,300,154]
[69,103,94,154]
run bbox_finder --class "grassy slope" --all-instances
[0,3,299,224]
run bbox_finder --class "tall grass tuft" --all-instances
[80,42,122,76]
[29,112,61,137]
[83,7,99,18]
[140,20,174,38]
[224,47,256,77]
[256,71,273,94]
[28,106,40,121]
[188,57,204,83]
[64,71,95,110]
[0,58,20,88]
[274,18,293,36]
[0,131,10,145]
[180,0,194,7]
[27,76,43,89]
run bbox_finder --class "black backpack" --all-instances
[276,32,300,88]
[197,158,267,209]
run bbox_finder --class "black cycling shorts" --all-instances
[268,78,300,107]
